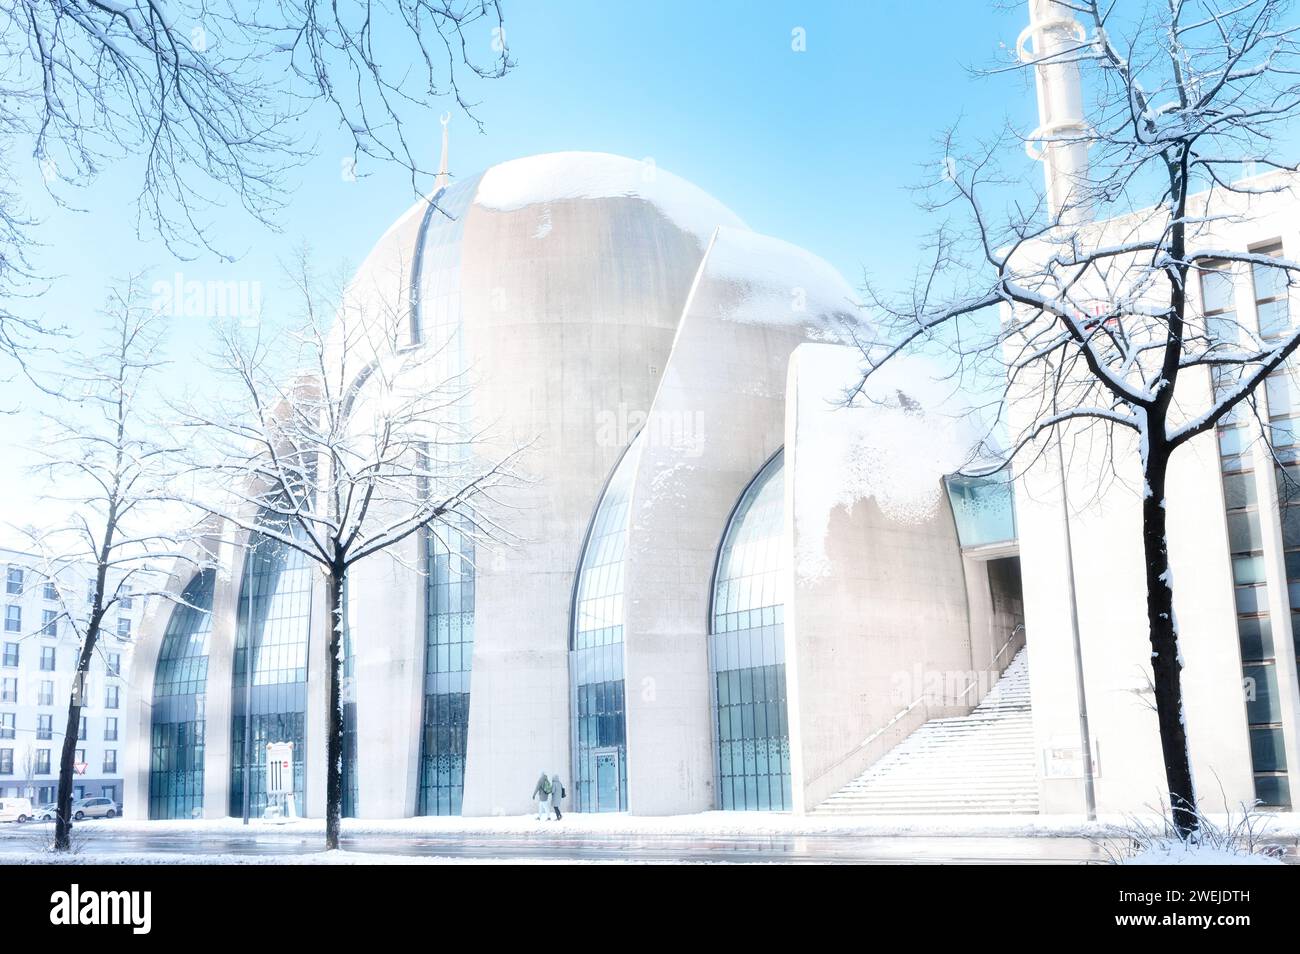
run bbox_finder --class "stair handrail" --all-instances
[955,623,1026,704]
[807,623,1026,789]
[806,692,929,786]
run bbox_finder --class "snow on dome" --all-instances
[791,343,981,582]
[473,152,746,242]
[703,227,866,341]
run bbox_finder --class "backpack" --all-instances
[542,778,552,796]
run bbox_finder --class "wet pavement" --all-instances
[0,823,1110,863]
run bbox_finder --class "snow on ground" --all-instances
[17,809,1300,840]
[1121,841,1285,865]
[473,152,746,242]
[0,850,614,866]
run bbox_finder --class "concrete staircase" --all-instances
[814,649,1038,815]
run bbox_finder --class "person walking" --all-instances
[549,773,566,820]
[532,772,552,821]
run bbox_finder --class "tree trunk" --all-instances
[53,634,98,850]
[325,566,344,850]
[1142,450,1199,839]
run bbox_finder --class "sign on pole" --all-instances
[266,741,294,796]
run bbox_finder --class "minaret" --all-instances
[435,111,451,194]
[1018,0,1090,225]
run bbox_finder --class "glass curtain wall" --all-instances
[709,451,792,811]
[149,570,214,819]
[1205,259,1291,807]
[569,435,643,812]
[229,518,313,817]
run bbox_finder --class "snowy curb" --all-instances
[26,810,1300,841]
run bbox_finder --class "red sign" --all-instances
[74,762,87,775]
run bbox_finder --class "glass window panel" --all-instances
[1244,663,1283,724]
[1218,426,1248,459]
[1253,258,1290,303]
[230,515,313,819]
[1235,584,1265,615]
[1250,727,1288,773]
[1267,375,1300,420]
[1258,299,1290,339]
[1254,773,1291,808]
[1233,555,1267,585]
[1227,511,1265,554]
[708,454,791,812]
[1238,616,1274,662]
[1222,473,1257,511]
[1202,268,1237,315]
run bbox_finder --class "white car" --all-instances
[0,797,33,823]
[71,796,118,820]
[32,803,58,822]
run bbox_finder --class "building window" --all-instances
[86,581,96,606]
[74,785,84,799]
[710,451,792,812]
[117,618,131,638]
[2,643,16,668]
[1205,259,1292,808]
[0,749,11,775]
[104,717,117,742]
[119,588,133,610]
[78,716,87,740]
[35,750,50,775]
[105,685,119,709]
[41,610,57,638]
[230,521,310,819]
[107,653,121,677]
[0,713,12,739]
[5,566,22,595]
[38,681,53,707]
[4,605,19,633]
[43,581,58,601]
[37,785,53,803]
[568,435,641,813]
[103,784,116,803]
[37,714,52,740]
[103,750,117,773]
[0,679,15,704]
[74,748,85,765]
[40,646,55,671]
[416,516,476,817]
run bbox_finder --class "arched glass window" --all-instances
[710,451,791,811]
[570,435,642,812]
[149,570,214,819]
[418,518,475,815]
[229,518,313,817]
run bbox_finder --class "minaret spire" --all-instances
[435,111,451,193]
[1019,0,1090,225]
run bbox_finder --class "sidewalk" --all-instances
[39,808,1300,840]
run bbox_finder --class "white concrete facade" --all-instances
[1008,178,1300,817]
[123,152,1024,819]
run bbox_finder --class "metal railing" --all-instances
[807,623,1027,787]
[955,623,1027,704]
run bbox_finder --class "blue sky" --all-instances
[10,1,1033,349]
[0,1,1039,536]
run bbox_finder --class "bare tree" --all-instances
[20,274,187,850]
[177,253,525,849]
[857,0,1300,838]
[0,1,513,370]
